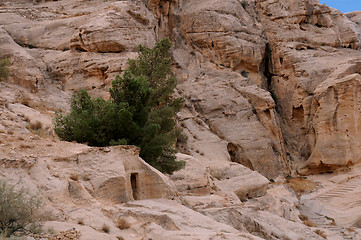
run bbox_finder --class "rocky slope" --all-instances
[0,0,361,239]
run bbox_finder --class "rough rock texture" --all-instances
[1,0,361,239]
[299,162,361,239]
[2,0,359,177]
[179,0,266,77]
[175,0,360,176]
[175,0,290,178]
[210,162,269,200]
[253,0,361,174]
[0,0,156,96]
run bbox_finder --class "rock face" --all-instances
[210,161,269,200]
[0,0,157,96]
[179,0,266,76]
[0,138,177,206]
[253,0,361,174]
[175,0,290,178]
[174,0,361,176]
[2,0,359,177]
[1,0,361,239]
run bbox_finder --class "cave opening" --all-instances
[227,143,238,162]
[131,173,139,200]
[292,105,304,124]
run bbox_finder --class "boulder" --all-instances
[119,199,264,240]
[171,153,211,195]
[210,162,269,200]
[0,29,43,92]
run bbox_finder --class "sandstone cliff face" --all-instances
[0,0,156,98]
[2,0,359,177]
[172,0,361,176]
[174,0,290,178]
[1,0,361,239]
[253,0,361,174]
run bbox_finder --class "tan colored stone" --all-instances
[171,153,210,195]
[254,0,361,172]
[1,0,361,239]
[210,162,269,200]
[176,61,289,178]
[204,207,324,240]
[120,199,264,240]
[180,0,267,76]
[182,192,242,211]
[303,76,361,173]
[0,28,43,92]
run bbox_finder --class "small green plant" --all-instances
[0,180,42,238]
[241,70,249,78]
[0,57,10,81]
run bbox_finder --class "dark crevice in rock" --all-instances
[127,9,150,25]
[260,42,279,114]
[227,143,254,171]
[292,105,304,124]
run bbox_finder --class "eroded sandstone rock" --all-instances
[210,162,269,200]
[254,0,361,172]
[1,0,361,238]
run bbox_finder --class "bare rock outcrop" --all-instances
[179,0,266,80]
[172,153,270,200]
[1,0,361,238]
[114,199,264,240]
[172,0,308,178]
[210,161,269,200]
[254,0,361,173]
[175,0,361,177]
[0,0,157,95]
[0,28,43,92]
[174,53,289,178]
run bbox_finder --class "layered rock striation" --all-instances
[1,0,361,239]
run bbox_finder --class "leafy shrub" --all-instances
[54,38,185,174]
[0,180,42,238]
[0,57,10,81]
[54,90,134,147]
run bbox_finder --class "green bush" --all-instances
[0,57,10,81]
[0,180,42,238]
[54,38,185,174]
[54,89,135,147]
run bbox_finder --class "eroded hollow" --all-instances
[227,143,238,162]
[227,143,254,170]
[292,105,304,124]
[130,173,139,200]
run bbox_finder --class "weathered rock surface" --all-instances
[210,162,269,200]
[116,199,264,240]
[253,0,361,173]
[1,0,361,239]
[171,153,211,195]
[175,0,290,178]
[299,163,361,239]
[0,0,156,96]
[3,0,359,177]
[179,0,266,77]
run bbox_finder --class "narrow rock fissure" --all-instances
[261,42,278,105]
